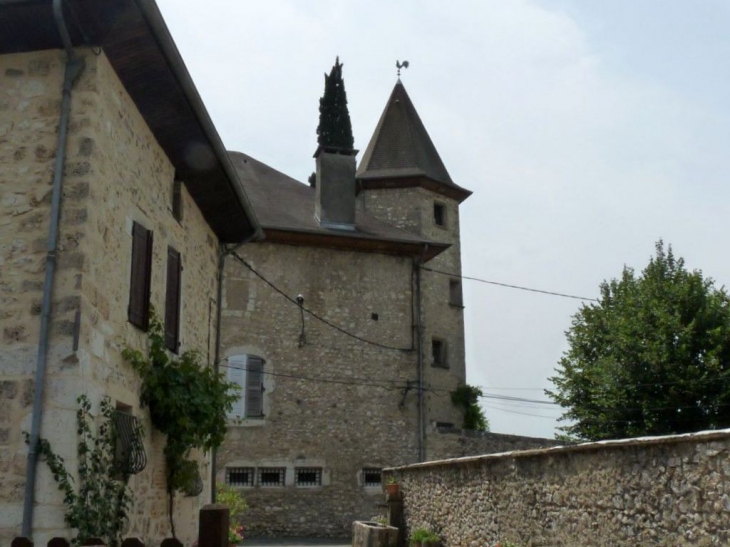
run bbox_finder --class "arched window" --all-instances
[226,354,265,419]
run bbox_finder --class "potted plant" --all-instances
[410,528,440,547]
[384,475,399,496]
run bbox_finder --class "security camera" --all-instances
[296,294,304,305]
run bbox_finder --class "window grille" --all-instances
[362,468,382,487]
[226,467,255,487]
[111,411,146,475]
[295,467,322,487]
[259,467,286,487]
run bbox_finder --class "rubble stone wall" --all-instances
[390,430,730,547]
[427,426,564,461]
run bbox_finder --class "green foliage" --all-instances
[410,528,440,544]
[317,56,354,150]
[122,314,238,503]
[451,384,489,431]
[548,241,730,441]
[30,395,134,547]
[216,482,248,526]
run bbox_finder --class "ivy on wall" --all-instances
[122,313,239,537]
[451,384,489,431]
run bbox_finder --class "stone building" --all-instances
[0,1,259,545]
[217,80,474,537]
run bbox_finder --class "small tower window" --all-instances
[432,338,448,368]
[172,178,183,222]
[449,279,463,307]
[434,202,446,227]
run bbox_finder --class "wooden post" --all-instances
[387,491,405,547]
[121,539,145,547]
[198,503,230,547]
[48,540,71,547]
[160,539,182,547]
[11,538,33,547]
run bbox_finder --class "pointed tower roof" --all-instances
[357,81,471,202]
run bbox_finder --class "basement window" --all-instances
[362,468,382,487]
[226,467,255,487]
[432,338,448,368]
[295,467,322,487]
[259,467,286,487]
[434,202,446,227]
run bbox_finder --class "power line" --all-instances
[230,252,413,352]
[421,266,598,302]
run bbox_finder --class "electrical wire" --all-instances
[421,265,598,302]
[231,252,412,352]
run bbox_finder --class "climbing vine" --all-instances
[28,395,135,547]
[451,384,489,431]
[122,313,239,536]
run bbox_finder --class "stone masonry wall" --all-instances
[390,430,730,547]
[0,49,220,546]
[427,426,564,461]
[219,242,421,537]
[359,187,466,433]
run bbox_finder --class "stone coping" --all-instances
[386,428,730,472]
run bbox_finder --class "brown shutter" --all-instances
[245,357,264,417]
[128,222,153,330]
[165,246,182,352]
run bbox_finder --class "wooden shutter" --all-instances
[245,356,265,418]
[227,355,246,419]
[165,247,182,352]
[128,222,153,330]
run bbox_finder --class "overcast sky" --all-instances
[157,0,730,438]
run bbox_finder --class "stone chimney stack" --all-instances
[314,147,358,230]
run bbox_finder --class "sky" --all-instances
[156,0,730,438]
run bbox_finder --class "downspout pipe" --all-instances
[22,0,85,537]
[210,234,258,504]
[415,244,428,462]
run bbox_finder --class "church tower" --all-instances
[357,80,472,457]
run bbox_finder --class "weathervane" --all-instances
[396,60,409,78]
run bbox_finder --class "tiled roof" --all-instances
[228,151,449,259]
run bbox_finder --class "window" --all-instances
[111,408,146,475]
[227,354,265,419]
[449,279,463,307]
[258,467,285,487]
[172,178,183,222]
[226,467,255,487]
[434,202,446,227]
[362,468,382,487]
[128,221,153,330]
[432,338,448,368]
[295,467,322,487]
[165,247,182,353]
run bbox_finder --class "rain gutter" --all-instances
[22,0,85,537]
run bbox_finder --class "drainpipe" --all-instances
[210,235,257,504]
[415,245,428,462]
[22,0,85,538]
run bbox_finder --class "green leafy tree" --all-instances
[317,56,354,151]
[548,241,730,441]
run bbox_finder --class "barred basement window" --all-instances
[259,467,286,487]
[111,410,146,475]
[295,467,322,487]
[363,468,382,487]
[226,467,255,487]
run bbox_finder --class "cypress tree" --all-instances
[317,56,354,151]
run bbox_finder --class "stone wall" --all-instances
[218,242,421,537]
[389,430,730,547]
[426,425,564,461]
[0,49,220,546]
[359,187,466,433]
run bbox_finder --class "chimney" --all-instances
[314,147,358,230]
